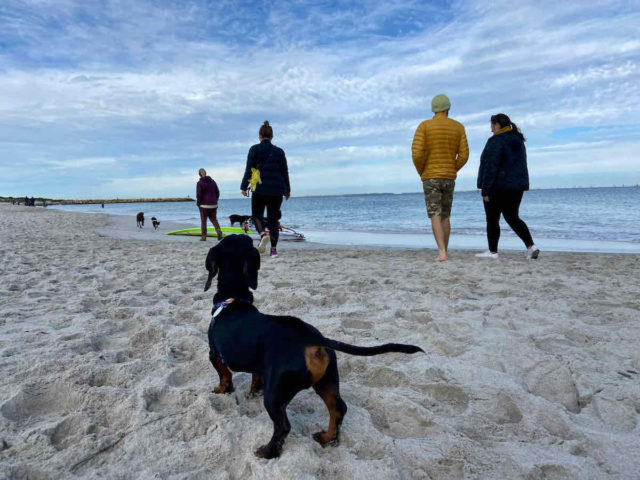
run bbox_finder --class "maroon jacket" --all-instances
[196,176,220,206]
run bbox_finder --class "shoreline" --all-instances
[1,202,639,479]
[44,202,640,254]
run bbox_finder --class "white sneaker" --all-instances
[526,245,540,259]
[257,234,270,254]
[475,250,499,259]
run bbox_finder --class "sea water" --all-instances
[49,187,640,253]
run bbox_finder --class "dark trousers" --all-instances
[251,193,283,248]
[483,190,534,252]
[199,207,222,237]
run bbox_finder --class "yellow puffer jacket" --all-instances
[412,113,469,180]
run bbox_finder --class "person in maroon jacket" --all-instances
[197,168,223,241]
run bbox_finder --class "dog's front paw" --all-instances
[255,443,281,459]
[312,431,339,447]
[213,382,234,394]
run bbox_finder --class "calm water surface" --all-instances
[50,187,640,253]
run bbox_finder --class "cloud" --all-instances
[44,157,117,169]
[0,0,639,198]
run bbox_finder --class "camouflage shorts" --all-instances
[423,178,455,218]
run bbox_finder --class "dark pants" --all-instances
[251,193,283,248]
[483,190,534,252]
[199,207,222,237]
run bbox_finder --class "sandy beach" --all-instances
[1,203,639,480]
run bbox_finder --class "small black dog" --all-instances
[151,217,160,230]
[229,214,252,227]
[204,235,423,459]
[136,212,144,228]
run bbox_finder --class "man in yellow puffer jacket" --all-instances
[412,94,469,261]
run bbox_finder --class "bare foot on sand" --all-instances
[436,254,447,262]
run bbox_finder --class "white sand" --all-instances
[1,204,639,480]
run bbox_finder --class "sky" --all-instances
[1,0,639,199]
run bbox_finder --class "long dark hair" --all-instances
[259,120,273,139]
[491,113,525,142]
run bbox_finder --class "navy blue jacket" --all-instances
[241,139,290,197]
[477,131,529,197]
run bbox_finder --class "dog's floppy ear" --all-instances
[243,245,261,290]
[204,246,219,292]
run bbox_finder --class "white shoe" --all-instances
[257,234,270,254]
[475,250,499,259]
[526,245,540,259]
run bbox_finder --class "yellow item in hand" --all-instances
[249,168,262,192]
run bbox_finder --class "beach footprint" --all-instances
[141,387,196,414]
[1,380,83,425]
[417,383,470,415]
[49,415,87,451]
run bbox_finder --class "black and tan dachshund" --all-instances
[203,235,423,459]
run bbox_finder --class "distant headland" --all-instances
[50,197,194,205]
[0,197,194,206]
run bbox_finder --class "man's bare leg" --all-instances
[442,216,451,254]
[430,216,448,261]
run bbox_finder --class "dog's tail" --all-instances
[321,338,423,356]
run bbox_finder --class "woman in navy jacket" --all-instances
[240,121,290,257]
[476,113,539,259]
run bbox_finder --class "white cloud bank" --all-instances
[0,0,639,198]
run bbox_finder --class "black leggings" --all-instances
[483,190,534,252]
[251,193,283,248]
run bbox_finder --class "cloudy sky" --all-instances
[1,0,639,199]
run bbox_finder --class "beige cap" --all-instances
[431,94,451,113]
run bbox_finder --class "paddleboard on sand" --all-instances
[166,226,305,241]
[166,226,248,237]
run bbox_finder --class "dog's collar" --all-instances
[212,298,252,319]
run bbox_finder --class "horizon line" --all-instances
[3,184,639,203]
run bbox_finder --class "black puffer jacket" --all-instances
[240,139,290,197]
[477,130,529,197]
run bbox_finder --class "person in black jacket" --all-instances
[476,113,539,259]
[240,121,291,257]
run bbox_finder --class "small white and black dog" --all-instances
[151,217,160,230]
[229,214,252,227]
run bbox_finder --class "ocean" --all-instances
[49,187,640,254]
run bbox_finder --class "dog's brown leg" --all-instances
[249,373,263,395]
[312,354,347,447]
[209,349,234,394]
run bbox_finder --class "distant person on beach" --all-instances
[240,121,291,258]
[476,113,539,259]
[197,168,223,242]
[412,94,469,261]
